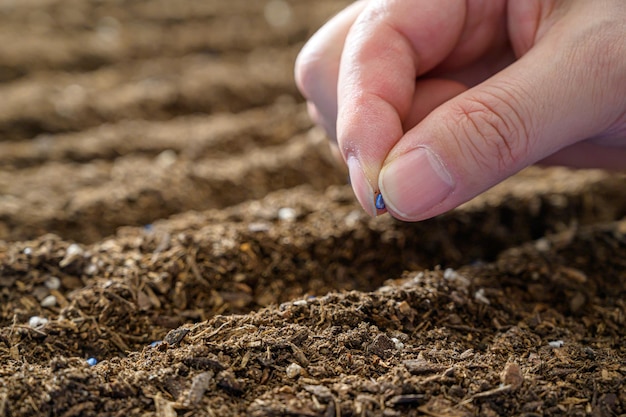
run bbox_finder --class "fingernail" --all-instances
[347,156,377,217]
[379,147,454,219]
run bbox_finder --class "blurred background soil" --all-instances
[0,1,624,416]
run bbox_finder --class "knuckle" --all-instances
[294,48,323,99]
[446,88,534,174]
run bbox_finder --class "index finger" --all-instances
[337,0,466,215]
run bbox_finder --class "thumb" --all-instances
[378,33,625,221]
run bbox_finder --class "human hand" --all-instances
[295,0,626,220]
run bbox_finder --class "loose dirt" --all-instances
[0,1,624,416]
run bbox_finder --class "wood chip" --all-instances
[164,327,190,346]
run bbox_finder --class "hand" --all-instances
[295,0,626,220]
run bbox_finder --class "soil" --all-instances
[0,1,625,416]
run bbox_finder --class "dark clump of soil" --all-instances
[0,1,624,416]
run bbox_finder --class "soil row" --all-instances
[0,125,342,242]
[0,102,312,168]
[0,0,348,82]
[0,47,301,141]
[2,167,625,356]
[2,213,624,416]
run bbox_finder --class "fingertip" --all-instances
[379,147,455,221]
[347,156,377,217]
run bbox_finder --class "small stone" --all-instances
[164,328,190,346]
[41,295,57,308]
[155,149,177,167]
[28,316,48,329]
[59,244,84,267]
[286,362,303,379]
[391,337,404,350]
[277,207,297,222]
[85,263,99,275]
[44,276,61,290]
[443,268,470,287]
[474,288,491,305]
[443,268,455,280]
[66,243,83,257]
[549,340,564,348]
[344,210,362,227]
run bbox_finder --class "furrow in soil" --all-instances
[0,0,349,82]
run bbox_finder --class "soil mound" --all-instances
[0,1,624,416]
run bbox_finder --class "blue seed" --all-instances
[87,357,98,366]
[375,193,386,210]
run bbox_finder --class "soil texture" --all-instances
[0,1,625,416]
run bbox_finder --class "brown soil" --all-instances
[0,1,625,416]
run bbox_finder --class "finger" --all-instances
[346,78,467,216]
[337,0,468,215]
[295,1,366,140]
[433,46,514,90]
[433,0,509,76]
[379,11,626,221]
[296,0,510,141]
[403,78,468,131]
[305,101,336,140]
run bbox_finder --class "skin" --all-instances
[295,0,626,220]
